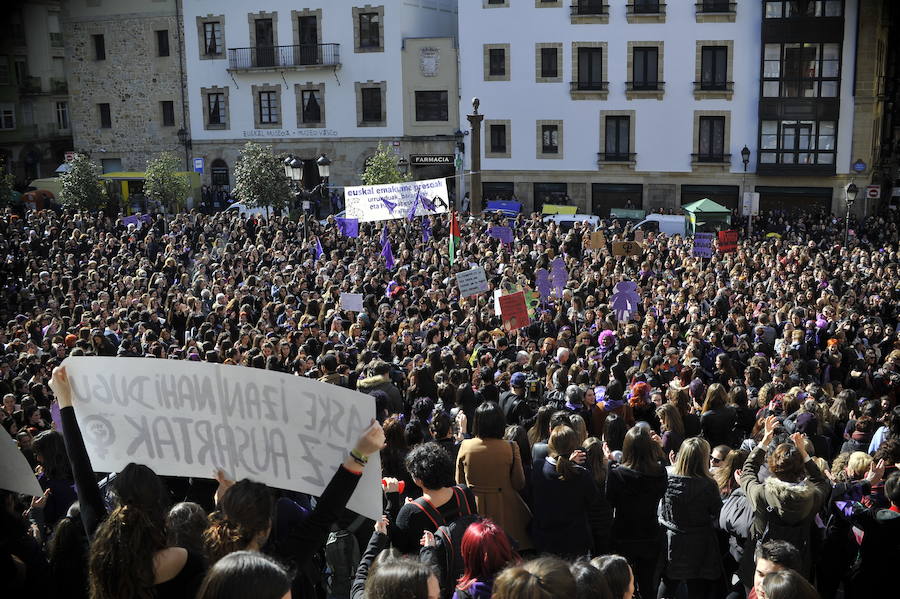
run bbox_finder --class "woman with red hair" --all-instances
[454,519,518,599]
[629,382,659,431]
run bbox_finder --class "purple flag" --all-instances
[422,218,432,243]
[336,217,359,238]
[380,197,397,214]
[406,194,421,221]
[419,191,437,212]
[381,238,395,270]
[314,237,324,260]
[50,400,61,431]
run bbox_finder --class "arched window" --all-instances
[210,158,229,186]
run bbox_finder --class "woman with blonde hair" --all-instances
[492,557,576,599]
[658,437,724,599]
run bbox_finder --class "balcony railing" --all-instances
[692,153,732,164]
[228,43,340,70]
[598,152,637,163]
[570,81,609,92]
[693,81,734,92]
[50,78,68,93]
[626,81,665,92]
[18,76,43,94]
[50,32,64,47]
[695,1,736,13]
[627,2,666,15]
[570,2,608,16]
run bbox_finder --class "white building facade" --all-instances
[458,0,864,215]
[182,0,460,197]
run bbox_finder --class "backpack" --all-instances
[754,505,813,575]
[410,486,478,598]
[324,515,366,599]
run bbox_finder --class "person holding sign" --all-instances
[49,366,386,599]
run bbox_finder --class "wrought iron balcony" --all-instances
[50,78,68,94]
[570,81,608,92]
[626,81,665,92]
[598,152,637,163]
[693,81,734,92]
[627,2,666,15]
[570,2,608,16]
[18,76,43,94]
[695,1,736,13]
[228,43,340,71]
[691,153,732,164]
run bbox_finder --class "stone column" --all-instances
[466,98,484,214]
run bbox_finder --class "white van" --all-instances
[541,214,601,231]
[634,214,686,237]
[225,201,268,218]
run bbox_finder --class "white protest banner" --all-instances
[344,177,450,223]
[340,292,364,313]
[456,267,489,298]
[61,356,382,520]
[0,434,42,497]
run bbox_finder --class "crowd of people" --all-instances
[1,199,899,599]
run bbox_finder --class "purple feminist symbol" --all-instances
[610,281,641,322]
[535,268,552,303]
[550,257,568,297]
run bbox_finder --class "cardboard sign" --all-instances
[0,435,43,497]
[344,177,449,223]
[718,229,739,253]
[612,241,642,257]
[456,267,489,298]
[586,231,606,250]
[499,291,530,332]
[61,357,382,520]
[693,233,714,258]
[340,292,364,313]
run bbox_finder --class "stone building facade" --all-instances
[62,0,189,174]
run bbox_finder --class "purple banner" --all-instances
[693,233,714,258]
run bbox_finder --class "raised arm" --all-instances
[49,366,106,538]
[280,419,385,568]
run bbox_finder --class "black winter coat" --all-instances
[658,475,724,581]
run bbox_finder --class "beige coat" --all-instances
[456,437,533,550]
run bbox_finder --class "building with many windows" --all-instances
[459,0,887,215]
[0,0,72,186]
[182,0,459,196]
[61,0,189,176]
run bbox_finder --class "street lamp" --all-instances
[316,154,331,219]
[176,127,191,174]
[741,145,751,238]
[844,182,858,246]
[398,156,409,176]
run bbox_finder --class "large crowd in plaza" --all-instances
[1,199,899,599]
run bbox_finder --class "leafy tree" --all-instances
[144,151,191,213]
[360,142,407,185]
[232,141,292,217]
[0,164,13,209]
[58,153,106,211]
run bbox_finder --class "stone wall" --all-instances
[63,10,187,171]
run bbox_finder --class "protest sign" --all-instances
[456,267,489,298]
[693,233,714,258]
[612,241,642,257]
[61,357,382,520]
[718,229,739,253]
[611,281,641,322]
[123,214,152,230]
[499,291,530,332]
[586,231,606,250]
[489,226,513,244]
[344,178,449,223]
[340,292,364,313]
[0,434,42,497]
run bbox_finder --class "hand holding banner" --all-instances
[61,357,382,520]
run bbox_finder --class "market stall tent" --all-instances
[682,198,732,234]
